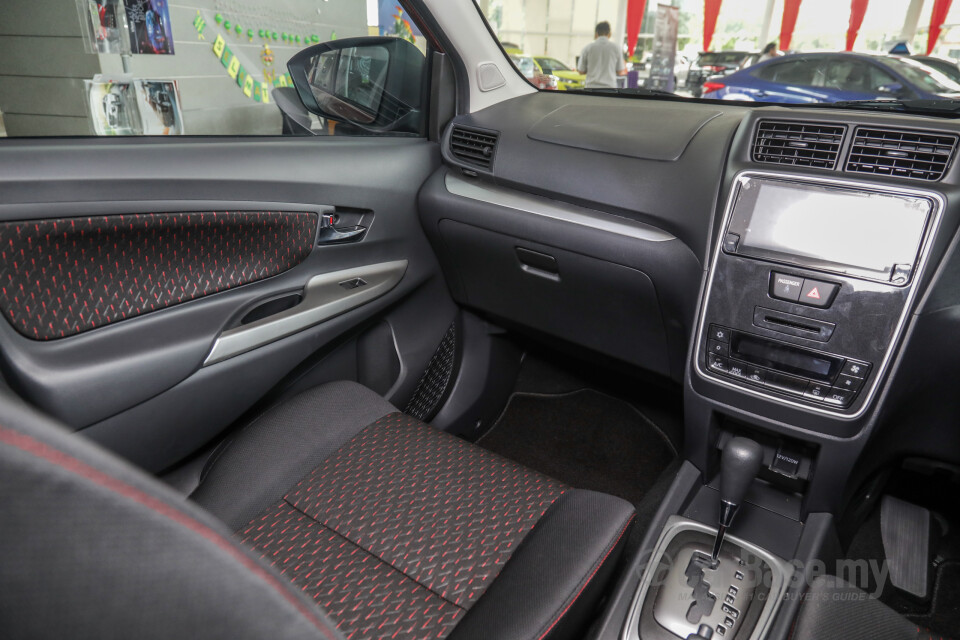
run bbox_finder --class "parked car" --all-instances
[908,54,960,84]
[509,53,558,90]
[534,56,585,90]
[686,50,752,97]
[702,52,960,103]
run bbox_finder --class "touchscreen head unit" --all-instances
[726,177,933,283]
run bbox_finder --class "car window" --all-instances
[537,58,570,73]
[820,60,896,93]
[877,57,960,95]
[753,59,820,86]
[697,52,748,68]
[0,0,427,137]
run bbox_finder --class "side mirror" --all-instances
[877,82,905,95]
[287,37,425,134]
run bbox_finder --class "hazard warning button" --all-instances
[799,279,839,308]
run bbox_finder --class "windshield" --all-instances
[476,0,960,109]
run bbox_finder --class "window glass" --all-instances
[819,60,895,92]
[472,0,960,108]
[536,57,570,73]
[0,0,426,137]
[754,59,819,86]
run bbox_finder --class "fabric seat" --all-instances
[0,381,635,640]
[192,381,636,640]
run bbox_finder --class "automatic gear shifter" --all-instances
[711,437,763,562]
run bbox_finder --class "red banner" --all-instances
[627,0,649,57]
[779,0,803,51]
[928,0,954,55]
[703,0,722,51]
[845,0,869,51]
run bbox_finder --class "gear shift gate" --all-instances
[654,541,759,639]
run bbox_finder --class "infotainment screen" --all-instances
[727,177,933,283]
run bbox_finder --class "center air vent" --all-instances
[846,127,957,181]
[450,125,499,170]
[753,121,845,169]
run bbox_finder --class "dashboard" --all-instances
[422,91,960,518]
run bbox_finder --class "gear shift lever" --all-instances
[711,437,763,562]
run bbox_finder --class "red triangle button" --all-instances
[806,287,821,300]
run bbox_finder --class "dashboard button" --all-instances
[728,360,748,379]
[841,360,870,379]
[771,273,803,302]
[708,354,730,372]
[803,381,830,401]
[709,324,731,343]
[799,279,839,308]
[766,372,807,395]
[824,387,855,407]
[744,365,766,385]
[723,233,740,253]
[707,339,729,357]
[834,373,864,392]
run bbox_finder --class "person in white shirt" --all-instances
[578,22,627,90]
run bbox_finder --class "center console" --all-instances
[694,172,942,421]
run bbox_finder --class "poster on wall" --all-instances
[645,4,680,93]
[76,0,128,54]
[124,0,175,54]
[134,80,184,135]
[86,78,141,135]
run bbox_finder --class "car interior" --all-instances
[2,1,960,639]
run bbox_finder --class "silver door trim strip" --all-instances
[203,260,408,366]
[444,173,675,242]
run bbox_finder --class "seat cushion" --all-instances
[192,381,636,640]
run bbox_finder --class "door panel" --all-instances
[0,136,447,470]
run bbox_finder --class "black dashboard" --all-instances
[421,91,960,518]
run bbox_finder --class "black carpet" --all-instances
[478,389,677,508]
[844,468,960,636]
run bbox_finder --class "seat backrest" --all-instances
[0,388,342,640]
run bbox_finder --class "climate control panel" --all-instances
[704,325,871,409]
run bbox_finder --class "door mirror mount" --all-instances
[287,37,425,134]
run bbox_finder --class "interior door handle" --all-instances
[317,224,367,245]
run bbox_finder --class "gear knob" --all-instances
[719,436,764,526]
[711,436,763,562]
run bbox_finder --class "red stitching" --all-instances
[536,512,635,640]
[0,425,339,640]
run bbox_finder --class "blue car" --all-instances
[701,52,960,103]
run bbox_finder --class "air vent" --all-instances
[846,127,957,181]
[450,125,499,170]
[753,120,845,169]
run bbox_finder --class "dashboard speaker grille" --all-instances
[450,125,499,170]
[753,121,845,169]
[846,127,957,181]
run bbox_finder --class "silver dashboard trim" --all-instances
[203,260,408,366]
[693,170,945,420]
[444,173,675,243]
[621,516,794,640]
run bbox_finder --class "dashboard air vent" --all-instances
[450,125,499,170]
[753,120,845,169]
[846,127,957,181]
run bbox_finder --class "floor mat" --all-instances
[478,389,677,507]
[844,470,960,636]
